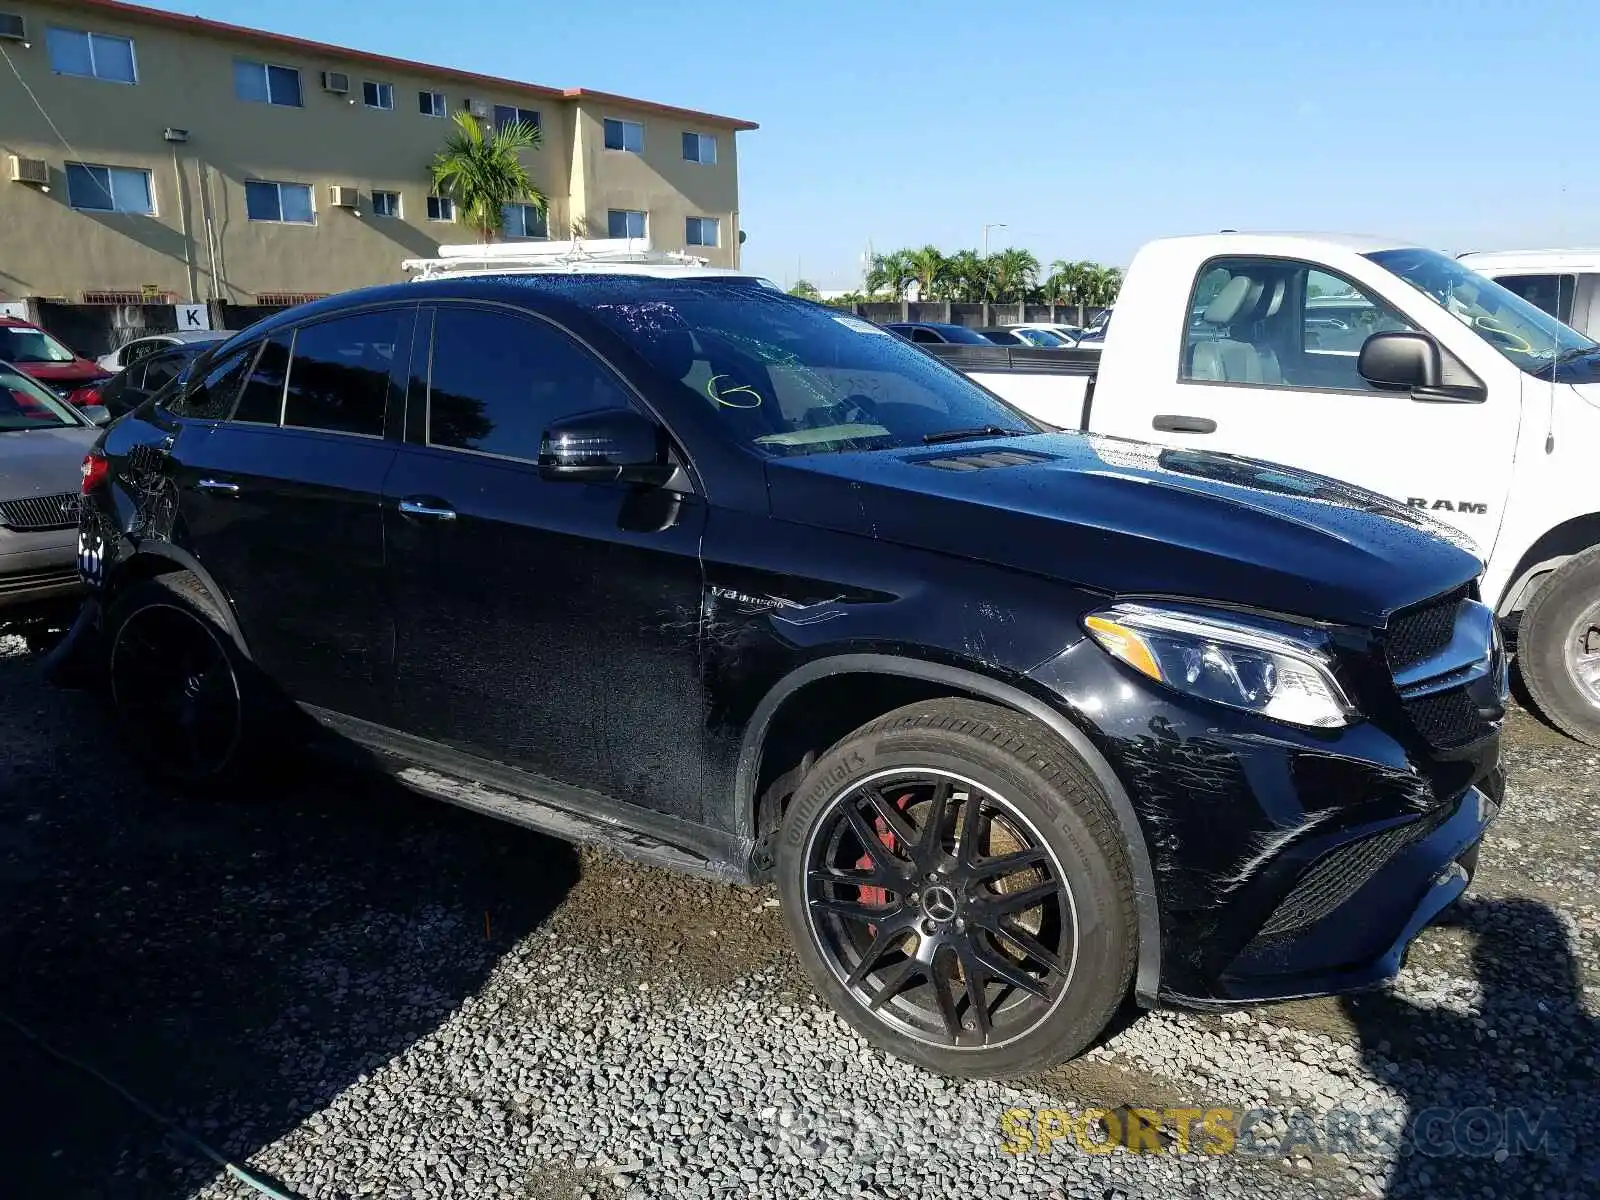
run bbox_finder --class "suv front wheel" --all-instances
[776,698,1137,1079]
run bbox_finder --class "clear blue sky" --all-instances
[162,0,1594,289]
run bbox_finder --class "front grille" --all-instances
[1404,688,1489,749]
[1385,586,1466,672]
[0,492,80,532]
[1257,816,1436,938]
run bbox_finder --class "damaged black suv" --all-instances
[70,275,1506,1078]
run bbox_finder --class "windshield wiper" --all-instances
[922,425,1024,445]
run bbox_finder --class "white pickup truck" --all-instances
[929,232,1600,746]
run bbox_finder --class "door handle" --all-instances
[398,498,457,521]
[195,478,240,495]
[1152,414,1218,434]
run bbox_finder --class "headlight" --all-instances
[1083,603,1356,729]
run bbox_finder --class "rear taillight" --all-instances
[81,451,109,495]
[69,385,103,407]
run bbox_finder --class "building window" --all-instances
[685,216,720,247]
[45,27,137,83]
[362,80,394,110]
[426,195,455,222]
[419,90,446,117]
[245,180,315,224]
[607,209,647,240]
[372,190,402,218]
[494,104,540,132]
[603,118,644,153]
[235,59,303,107]
[682,132,717,164]
[502,203,548,239]
[65,163,154,214]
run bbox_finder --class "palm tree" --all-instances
[988,248,1041,302]
[906,245,946,301]
[1082,265,1123,308]
[865,250,913,300]
[788,279,821,300]
[428,111,546,244]
[943,249,991,302]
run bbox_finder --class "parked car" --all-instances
[95,330,229,375]
[97,340,219,419]
[1009,321,1084,345]
[978,327,1071,348]
[0,317,110,406]
[72,274,1501,1080]
[921,232,1600,747]
[883,321,993,345]
[1,359,108,639]
[1454,249,1600,339]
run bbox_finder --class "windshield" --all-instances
[1366,248,1596,375]
[588,289,1041,456]
[0,365,80,431]
[0,325,77,364]
[1013,328,1067,347]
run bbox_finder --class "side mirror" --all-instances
[80,404,112,427]
[1357,331,1442,391]
[539,408,674,487]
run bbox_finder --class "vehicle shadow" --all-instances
[1339,896,1598,1197]
[0,648,581,1199]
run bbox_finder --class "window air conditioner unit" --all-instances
[8,155,49,186]
[0,12,26,41]
[328,185,360,208]
[321,70,350,94]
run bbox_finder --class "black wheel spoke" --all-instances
[843,802,901,874]
[846,924,907,988]
[928,949,965,1043]
[915,779,952,862]
[969,847,1050,881]
[864,955,922,1010]
[956,788,986,866]
[954,940,994,1041]
[864,787,919,854]
[977,879,1058,917]
[969,938,1050,998]
[810,894,889,925]
[808,864,898,891]
[988,919,1070,974]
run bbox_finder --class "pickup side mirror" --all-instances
[1357,331,1442,391]
[1357,331,1487,403]
[76,403,112,427]
[539,408,675,487]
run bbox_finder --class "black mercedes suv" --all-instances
[70,275,1506,1079]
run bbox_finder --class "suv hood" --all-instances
[18,360,106,388]
[764,432,1482,627]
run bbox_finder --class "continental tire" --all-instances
[776,697,1137,1079]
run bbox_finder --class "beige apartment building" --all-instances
[0,0,755,305]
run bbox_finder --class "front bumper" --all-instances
[1030,637,1503,1007]
[0,529,83,612]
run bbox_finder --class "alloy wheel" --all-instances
[110,603,242,781]
[1566,599,1600,711]
[801,767,1078,1051]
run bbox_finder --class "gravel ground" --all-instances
[1,631,1596,1200]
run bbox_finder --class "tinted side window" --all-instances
[142,353,183,394]
[1493,273,1576,326]
[426,307,633,461]
[910,328,941,343]
[234,333,293,424]
[283,310,401,436]
[170,344,255,420]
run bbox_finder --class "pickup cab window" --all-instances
[1487,273,1576,326]
[1181,257,1413,392]
[1368,247,1595,376]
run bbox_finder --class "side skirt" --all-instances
[301,704,750,884]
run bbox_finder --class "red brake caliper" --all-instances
[856,792,915,917]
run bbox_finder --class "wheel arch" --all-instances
[107,545,252,658]
[735,652,1162,1006]
[1496,512,1600,618]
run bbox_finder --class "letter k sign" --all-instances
[175,303,210,331]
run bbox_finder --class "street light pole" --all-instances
[982,223,1007,305]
